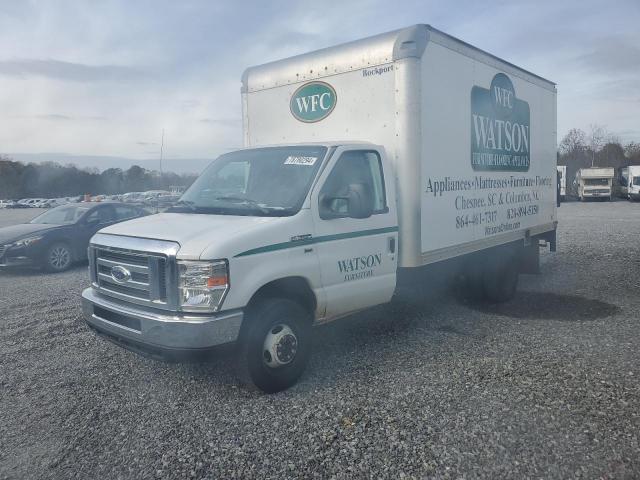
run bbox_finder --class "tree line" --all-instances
[558,124,640,187]
[2,129,640,200]
[0,157,198,199]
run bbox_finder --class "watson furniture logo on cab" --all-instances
[290,81,337,123]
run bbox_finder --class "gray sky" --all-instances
[1,0,639,172]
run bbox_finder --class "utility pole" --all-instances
[159,129,164,178]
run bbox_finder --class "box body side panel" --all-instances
[418,41,557,264]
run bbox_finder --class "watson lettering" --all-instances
[470,73,531,172]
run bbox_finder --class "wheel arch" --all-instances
[246,276,317,318]
[51,235,80,260]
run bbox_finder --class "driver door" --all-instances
[310,146,398,320]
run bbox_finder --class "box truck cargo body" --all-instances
[557,166,567,201]
[243,25,557,268]
[82,25,557,392]
[618,166,640,200]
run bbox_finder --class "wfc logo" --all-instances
[470,73,531,172]
[290,81,336,123]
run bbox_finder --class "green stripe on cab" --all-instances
[234,226,399,258]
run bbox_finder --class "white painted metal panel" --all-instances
[243,66,396,154]
[419,41,557,263]
[242,24,557,269]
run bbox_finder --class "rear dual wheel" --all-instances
[457,247,520,304]
[481,252,519,303]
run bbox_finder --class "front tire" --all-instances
[238,298,312,393]
[44,242,72,272]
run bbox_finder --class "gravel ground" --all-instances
[1,201,639,479]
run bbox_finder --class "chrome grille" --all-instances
[89,233,180,311]
[91,249,172,307]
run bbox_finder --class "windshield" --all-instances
[30,204,90,224]
[584,178,609,186]
[172,146,327,216]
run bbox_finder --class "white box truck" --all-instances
[82,25,558,392]
[618,166,640,201]
[575,167,614,201]
[557,165,566,201]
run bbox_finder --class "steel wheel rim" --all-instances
[50,246,70,269]
[262,324,298,368]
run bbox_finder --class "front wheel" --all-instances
[43,242,72,272]
[238,298,312,393]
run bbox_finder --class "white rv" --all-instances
[82,25,558,392]
[557,165,566,201]
[618,166,640,201]
[575,167,614,201]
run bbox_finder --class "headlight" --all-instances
[177,260,229,312]
[13,236,43,247]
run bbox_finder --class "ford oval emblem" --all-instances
[111,265,131,284]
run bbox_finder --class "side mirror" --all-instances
[346,183,373,219]
[85,217,99,227]
[320,183,374,220]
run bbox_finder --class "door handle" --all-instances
[388,237,396,254]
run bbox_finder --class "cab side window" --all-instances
[114,205,140,221]
[319,150,387,219]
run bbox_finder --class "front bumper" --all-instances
[0,255,34,267]
[0,244,37,267]
[82,288,243,357]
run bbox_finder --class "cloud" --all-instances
[13,113,107,121]
[0,0,639,165]
[0,59,147,83]
[199,118,241,126]
[577,36,640,74]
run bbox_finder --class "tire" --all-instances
[482,250,519,303]
[237,298,312,393]
[455,260,484,303]
[43,242,73,272]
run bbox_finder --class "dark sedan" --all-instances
[0,202,148,272]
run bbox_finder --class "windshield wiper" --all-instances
[167,199,197,212]
[213,196,272,214]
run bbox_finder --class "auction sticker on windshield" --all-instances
[284,156,318,166]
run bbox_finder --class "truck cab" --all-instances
[83,143,398,391]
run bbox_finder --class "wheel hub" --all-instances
[50,247,70,269]
[262,324,298,368]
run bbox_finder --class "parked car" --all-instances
[40,199,62,208]
[0,202,149,272]
[29,198,48,207]
[121,192,144,204]
[6,202,31,209]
